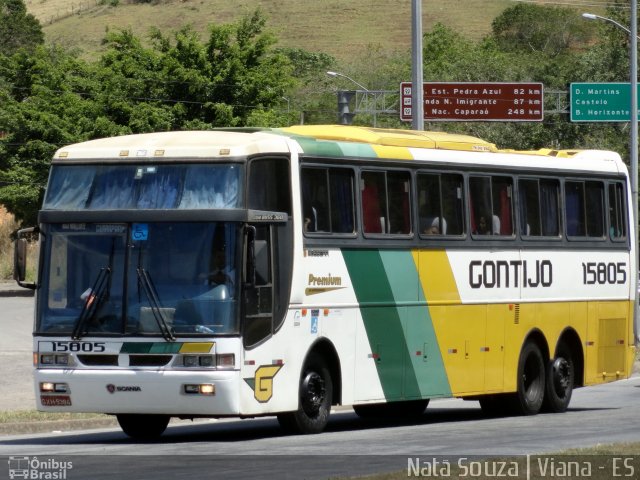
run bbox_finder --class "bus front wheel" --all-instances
[116,414,170,440]
[278,353,332,434]
[510,341,545,415]
[542,342,574,413]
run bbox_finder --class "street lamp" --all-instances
[583,8,639,343]
[581,13,638,38]
[326,71,376,126]
[326,71,369,91]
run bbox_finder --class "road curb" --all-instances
[0,289,34,298]
[0,284,34,297]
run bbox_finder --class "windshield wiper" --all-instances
[71,267,111,340]
[136,267,175,342]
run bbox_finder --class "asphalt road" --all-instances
[1,377,640,479]
[2,292,640,480]
[0,292,35,411]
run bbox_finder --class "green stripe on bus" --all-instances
[379,251,451,398]
[293,137,344,157]
[342,249,451,400]
[335,141,378,158]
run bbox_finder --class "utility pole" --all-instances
[412,0,424,130]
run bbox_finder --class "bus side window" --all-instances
[519,178,560,237]
[361,170,410,235]
[301,166,355,234]
[361,171,385,234]
[565,180,604,238]
[329,169,355,233]
[609,182,627,240]
[441,174,464,235]
[418,172,458,236]
[585,181,605,237]
[387,171,411,234]
[469,175,513,237]
[248,157,291,214]
[565,181,585,236]
[301,168,328,232]
[492,176,513,235]
[469,176,492,235]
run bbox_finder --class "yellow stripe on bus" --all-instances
[371,144,414,160]
[179,343,215,353]
[412,250,461,304]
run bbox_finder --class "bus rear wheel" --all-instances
[116,414,170,440]
[510,341,545,415]
[542,342,574,413]
[278,353,332,434]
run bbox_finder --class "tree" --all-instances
[491,3,591,58]
[0,0,44,55]
[0,10,298,224]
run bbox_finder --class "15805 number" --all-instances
[51,341,106,352]
[582,262,626,285]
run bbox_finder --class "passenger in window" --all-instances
[422,217,446,235]
[474,215,490,235]
[492,215,501,235]
[304,205,318,233]
[201,242,235,289]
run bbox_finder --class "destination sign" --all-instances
[570,82,639,122]
[400,82,544,122]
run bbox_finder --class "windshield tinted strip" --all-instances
[44,164,243,210]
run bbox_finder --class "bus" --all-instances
[15,125,636,438]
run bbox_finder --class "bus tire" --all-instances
[542,342,574,413]
[277,353,332,434]
[510,341,545,415]
[116,414,170,440]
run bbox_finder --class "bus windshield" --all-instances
[38,222,240,336]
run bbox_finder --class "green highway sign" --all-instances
[570,82,640,122]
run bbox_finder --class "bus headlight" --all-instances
[40,382,69,393]
[38,353,73,367]
[183,384,215,395]
[176,354,234,369]
[182,355,199,367]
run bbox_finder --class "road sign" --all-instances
[570,82,639,122]
[400,82,544,122]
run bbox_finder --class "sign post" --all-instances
[400,82,544,122]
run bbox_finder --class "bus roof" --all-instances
[281,125,499,152]
[279,125,626,176]
[52,125,627,176]
[52,130,292,162]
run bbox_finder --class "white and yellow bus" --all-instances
[15,125,636,438]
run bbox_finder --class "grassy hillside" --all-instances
[28,0,518,60]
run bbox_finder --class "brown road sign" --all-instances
[400,82,544,122]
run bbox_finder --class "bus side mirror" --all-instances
[14,227,37,290]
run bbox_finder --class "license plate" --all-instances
[41,395,72,406]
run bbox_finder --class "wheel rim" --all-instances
[551,357,571,399]
[300,371,325,417]
[522,352,543,402]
